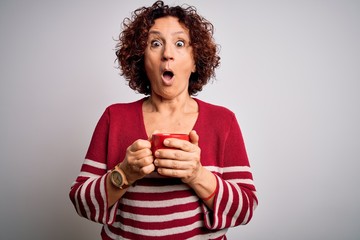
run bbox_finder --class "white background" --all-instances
[1,0,359,239]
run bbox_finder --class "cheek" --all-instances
[144,49,160,67]
[144,56,159,82]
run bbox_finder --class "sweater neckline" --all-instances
[138,97,201,139]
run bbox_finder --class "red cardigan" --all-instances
[69,98,258,239]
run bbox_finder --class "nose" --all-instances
[162,43,174,61]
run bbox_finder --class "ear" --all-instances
[192,64,196,73]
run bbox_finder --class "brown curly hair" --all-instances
[115,0,220,96]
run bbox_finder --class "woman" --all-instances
[69,1,258,239]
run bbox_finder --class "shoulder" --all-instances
[97,98,145,124]
[194,98,235,119]
[103,98,145,116]
[106,98,144,112]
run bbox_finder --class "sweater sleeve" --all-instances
[203,114,258,229]
[69,108,118,224]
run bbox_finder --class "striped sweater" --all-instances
[69,98,258,239]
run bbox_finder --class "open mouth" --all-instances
[162,71,174,80]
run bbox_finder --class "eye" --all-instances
[175,40,185,47]
[150,40,162,48]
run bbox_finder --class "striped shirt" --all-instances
[69,98,258,239]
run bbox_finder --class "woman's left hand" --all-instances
[154,130,203,184]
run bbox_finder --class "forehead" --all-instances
[149,16,190,36]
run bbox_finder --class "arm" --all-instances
[155,114,258,229]
[69,160,117,224]
[203,114,258,229]
[68,109,118,224]
[69,107,156,223]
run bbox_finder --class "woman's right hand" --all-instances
[119,139,155,185]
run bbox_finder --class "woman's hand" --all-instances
[120,139,155,185]
[154,130,203,184]
[147,130,217,209]
[107,138,154,207]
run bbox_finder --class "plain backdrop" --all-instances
[1,0,359,239]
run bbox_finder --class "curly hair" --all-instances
[115,0,220,96]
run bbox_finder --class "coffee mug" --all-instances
[151,133,189,155]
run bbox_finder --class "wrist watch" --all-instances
[110,165,130,189]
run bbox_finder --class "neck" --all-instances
[145,94,195,114]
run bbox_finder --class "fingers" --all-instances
[125,131,200,180]
[157,167,187,178]
[123,139,155,182]
[127,147,154,171]
[154,147,201,179]
[155,157,201,180]
[129,139,151,152]
[141,163,156,174]
[160,139,191,153]
[128,147,152,161]
[158,130,198,151]
[189,130,199,146]
[154,157,197,170]
[127,139,154,167]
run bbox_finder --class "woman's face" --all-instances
[144,16,196,99]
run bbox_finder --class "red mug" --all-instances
[151,133,189,155]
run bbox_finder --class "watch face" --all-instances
[111,170,123,187]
